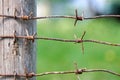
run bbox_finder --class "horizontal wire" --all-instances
[0,69,119,78]
[1,14,120,20]
[0,35,120,46]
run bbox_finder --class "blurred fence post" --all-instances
[0,0,36,80]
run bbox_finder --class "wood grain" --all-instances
[0,0,36,80]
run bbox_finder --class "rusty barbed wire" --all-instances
[0,9,120,27]
[23,36,120,46]
[0,68,120,79]
[0,35,120,46]
[0,9,120,23]
[36,69,120,77]
[0,9,120,80]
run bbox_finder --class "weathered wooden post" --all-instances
[0,0,36,80]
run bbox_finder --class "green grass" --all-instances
[37,18,120,80]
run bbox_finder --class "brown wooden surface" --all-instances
[0,0,36,80]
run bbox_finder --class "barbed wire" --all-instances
[0,68,120,79]
[0,9,120,26]
[0,32,119,55]
[35,37,120,46]
[1,9,120,80]
[35,69,120,77]
[0,33,120,47]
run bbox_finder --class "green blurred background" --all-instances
[36,0,120,80]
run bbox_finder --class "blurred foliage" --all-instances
[37,18,120,80]
[36,0,120,80]
[0,0,119,80]
[111,2,120,14]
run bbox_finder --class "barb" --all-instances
[80,31,86,54]
[74,9,83,26]
[13,71,17,80]
[0,35,120,46]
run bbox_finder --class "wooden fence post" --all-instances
[0,0,36,80]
